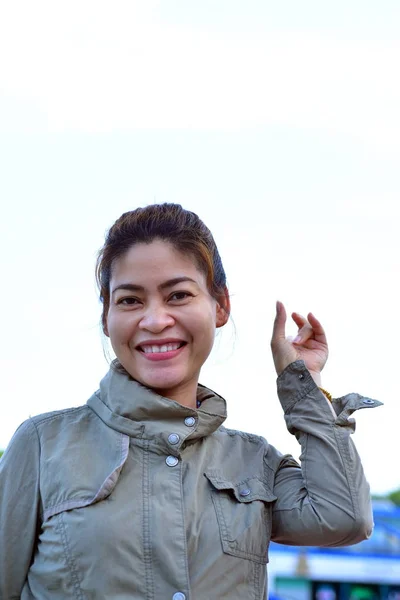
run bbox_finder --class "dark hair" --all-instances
[96,203,228,334]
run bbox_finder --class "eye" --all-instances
[117,297,141,306]
[169,291,193,302]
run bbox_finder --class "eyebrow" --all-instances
[111,276,198,295]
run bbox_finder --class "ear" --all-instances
[215,287,231,328]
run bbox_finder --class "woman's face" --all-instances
[106,240,228,406]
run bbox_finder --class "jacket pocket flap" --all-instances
[43,434,129,521]
[205,471,277,504]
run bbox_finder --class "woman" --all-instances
[0,204,380,599]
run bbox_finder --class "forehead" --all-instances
[110,240,204,284]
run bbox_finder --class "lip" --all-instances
[138,344,187,362]
[135,338,186,349]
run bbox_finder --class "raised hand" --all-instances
[271,301,329,386]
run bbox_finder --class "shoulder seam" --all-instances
[218,426,266,444]
[29,405,90,427]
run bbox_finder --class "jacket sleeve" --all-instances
[0,419,41,597]
[266,360,381,547]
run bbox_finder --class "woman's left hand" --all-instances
[271,301,329,386]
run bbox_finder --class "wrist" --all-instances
[309,370,322,387]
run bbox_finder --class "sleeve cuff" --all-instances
[276,360,383,423]
[276,360,318,413]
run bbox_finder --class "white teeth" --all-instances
[142,343,181,353]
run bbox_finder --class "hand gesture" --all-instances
[271,301,329,386]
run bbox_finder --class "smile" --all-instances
[140,343,183,354]
[136,341,187,362]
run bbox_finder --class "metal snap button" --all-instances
[239,488,251,497]
[168,433,180,445]
[172,593,186,600]
[362,399,375,405]
[165,456,179,467]
[184,416,196,427]
[298,373,305,380]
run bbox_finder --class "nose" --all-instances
[138,302,175,333]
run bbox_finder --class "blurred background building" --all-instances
[268,500,400,600]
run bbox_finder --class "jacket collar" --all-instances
[87,367,227,451]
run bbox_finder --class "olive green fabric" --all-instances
[0,361,380,599]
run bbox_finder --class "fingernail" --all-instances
[293,336,301,343]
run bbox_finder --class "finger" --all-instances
[271,300,287,342]
[291,312,308,329]
[291,312,313,344]
[308,312,328,345]
[293,323,314,344]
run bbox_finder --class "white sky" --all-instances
[0,0,399,494]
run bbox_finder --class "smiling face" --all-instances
[105,240,229,407]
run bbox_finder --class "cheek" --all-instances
[107,312,136,345]
[188,307,217,346]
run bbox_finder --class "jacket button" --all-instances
[362,398,375,405]
[168,433,180,445]
[239,488,251,497]
[166,455,179,467]
[184,416,196,427]
[172,593,186,600]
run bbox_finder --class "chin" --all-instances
[133,370,187,395]
[144,382,186,400]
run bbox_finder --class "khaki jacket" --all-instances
[0,361,380,600]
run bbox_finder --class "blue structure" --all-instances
[268,501,400,600]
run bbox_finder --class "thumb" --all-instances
[271,301,287,344]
